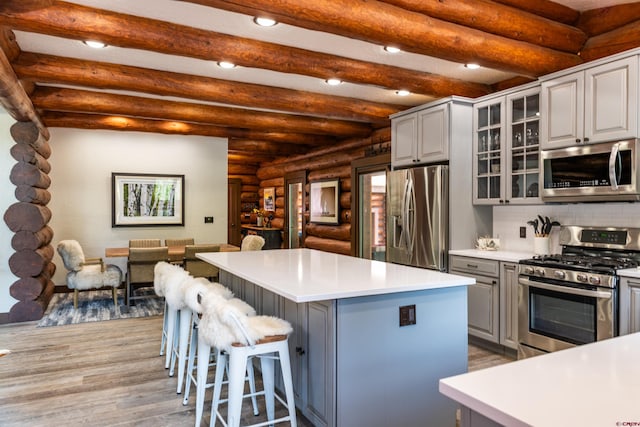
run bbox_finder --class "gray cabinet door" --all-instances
[620,277,640,335]
[304,301,336,427]
[281,297,308,405]
[466,274,500,343]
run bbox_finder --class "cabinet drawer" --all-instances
[450,256,499,277]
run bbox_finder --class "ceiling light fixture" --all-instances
[395,89,410,96]
[83,40,107,49]
[254,17,278,27]
[217,61,236,69]
[325,78,342,86]
[465,63,481,69]
[384,46,401,53]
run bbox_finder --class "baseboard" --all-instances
[0,312,9,325]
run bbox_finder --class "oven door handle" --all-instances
[519,277,613,299]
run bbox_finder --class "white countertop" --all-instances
[449,249,534,263]
[618,267,640,278]
[198,248,474,303]
[440,333,640,427]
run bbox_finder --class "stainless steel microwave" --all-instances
[541,139,640,202]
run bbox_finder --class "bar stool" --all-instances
[199,292,297,427]
[162,263,191,383]
[183,280,259,426]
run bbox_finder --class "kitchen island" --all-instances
[198,248,474,427]
[439,332,640,426]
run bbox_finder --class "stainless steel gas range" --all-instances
[517,225,640,359]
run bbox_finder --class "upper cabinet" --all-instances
[473,85,541,205]
[391,99,460,168]
[541,55,639,150]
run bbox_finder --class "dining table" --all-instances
[104,243,239,258]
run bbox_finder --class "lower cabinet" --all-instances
[619,276,640,335]
[450,255,518,350]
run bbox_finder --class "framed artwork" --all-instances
[310,179,340,224]
[263,187,275,211]
[112,172,184,227]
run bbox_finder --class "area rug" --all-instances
[37,288,164,327]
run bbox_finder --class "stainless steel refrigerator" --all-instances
[386,165,449,271]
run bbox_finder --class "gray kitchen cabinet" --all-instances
[391,97,470,168]
[499,262,518,350]
[541,55,638,150]
[619,276,640,336]
[450,255,519,349]
[450,255,500,344]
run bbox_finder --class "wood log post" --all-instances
[14,185,51,204]
[8,280,55,323]
[10,143,51,173]
[10,275,49,300]
[11,226,54,251]
[4,202,52,232]
[10,162,51,188]
[8,245,54,278]
[10,121,51,158]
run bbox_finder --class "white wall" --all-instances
[0,122,228,315]
[493,203,640,254]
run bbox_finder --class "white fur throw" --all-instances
[163,265,192,309]
[153,261,174,297]
[57,240,85,271]
[67,264,122,290]
[199,291,291,351]
[241,235,265,251]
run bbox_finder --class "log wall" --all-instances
[3,121,55,322]
[250,127,391,255]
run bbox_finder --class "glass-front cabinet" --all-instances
[474,97,505,204]
[506,87,541,203]
[473,85,541,205]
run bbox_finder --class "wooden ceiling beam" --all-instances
[378,0,586,53]
[182,0,582,77]
[32,86,372,137]
[490,0,580,25]
[0,0,491,99]
[229,139,312,156]
[577,4,640,37]
[0,29,48,138]
[579,20,640,62]
[42,111,335,145]
[13,52,401,124]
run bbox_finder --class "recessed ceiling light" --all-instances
[395,89,410,96]
[83,40,107,49]
[217,61,236,69]
[465,63,481,69]
[325,78,342,86]
[384,46,401,53]
[254,17,277,27]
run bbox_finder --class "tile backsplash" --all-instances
[492,203,640,254]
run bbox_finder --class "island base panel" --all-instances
[336,287,468,427]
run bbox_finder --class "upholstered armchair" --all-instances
[127,246,169,306]
[183,244,220,280]
[241,235,266,251]
[56,240,123,309]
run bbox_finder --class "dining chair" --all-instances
[129,239,162,248]
[240,235,265,251]
[165,238,195,264]
[126,246,169,306]
[183,244,221,280]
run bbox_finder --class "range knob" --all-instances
[535,268,546,277]
[576,273,588,283]
[589,276,601,285]
[523,266,535,275]
[554,270,566,279]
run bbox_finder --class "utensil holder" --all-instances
[534,236,550,255]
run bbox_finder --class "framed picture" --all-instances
[263,187,275,211]
[310,179,340,224]
[112,173,184,227]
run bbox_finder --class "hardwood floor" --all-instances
[0,315,514,427]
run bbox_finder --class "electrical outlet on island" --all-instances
[520,226,526,238]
